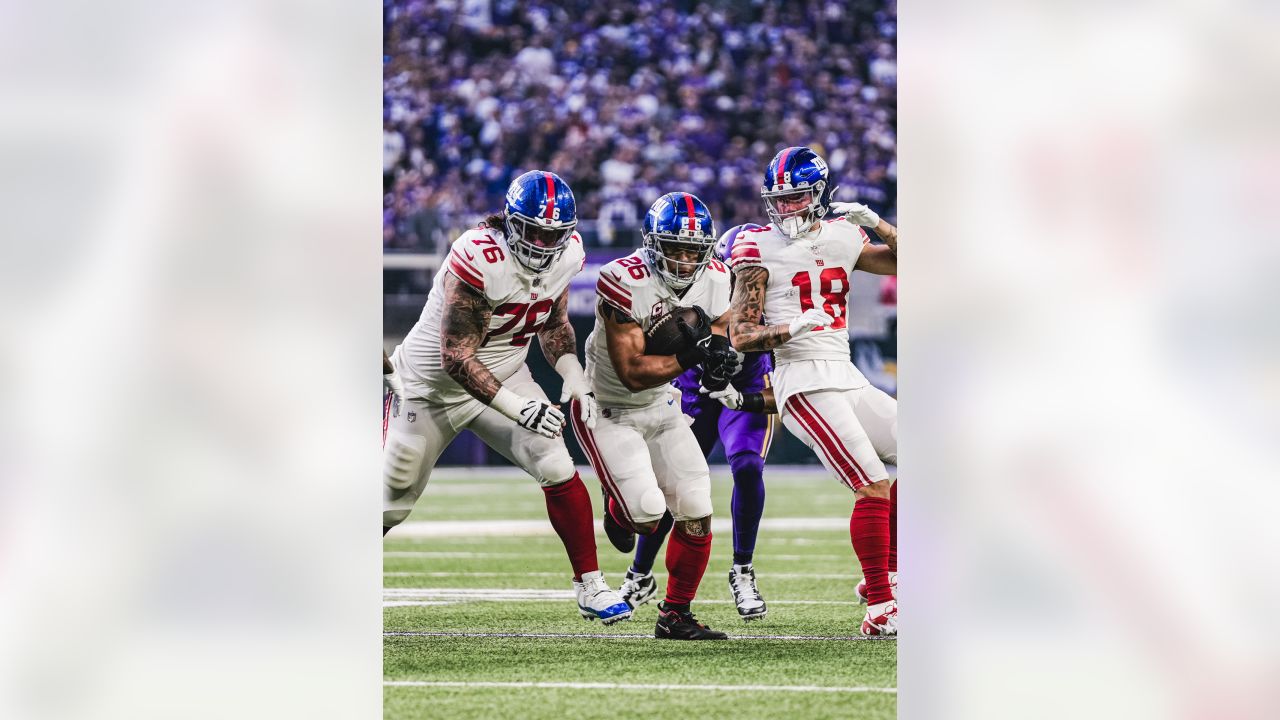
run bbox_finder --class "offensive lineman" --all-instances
[383,170,632,625]
[573,192,740,640]
[616,223,778,622]
[726,147,900,636]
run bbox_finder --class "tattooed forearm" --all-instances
[439,274,503,403]
[728,266,792,352]
[537,289,577,365]
[872,218,897,255]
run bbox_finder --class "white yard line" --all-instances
[384,680,894,693]
[384,631,892,642]
[387,517,848,538]
[382,588,858,606]
[385,551,847,561]
[384,571,855,579]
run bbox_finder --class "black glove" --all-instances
[674,308,714,369]
[700,335,742,392]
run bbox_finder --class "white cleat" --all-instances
[729,564,767,621]
[619,569,657,609]
[861,600,898,636]
[574,570,633,625]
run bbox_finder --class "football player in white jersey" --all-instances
[574,192,741,640]
[383,170,632,625]
[726,146,900,636]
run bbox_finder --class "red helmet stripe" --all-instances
[775,148,793,186]
[543,172,556,220]
[683,193,697,232]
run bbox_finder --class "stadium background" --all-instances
[383,0,897,465]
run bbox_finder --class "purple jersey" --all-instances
[671,221,775,459]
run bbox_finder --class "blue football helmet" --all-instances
[713,223,764,261]
[761,146,834,239]
[504,170,578,271]
[641,192,716,291]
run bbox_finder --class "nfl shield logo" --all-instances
[406,411,417,423]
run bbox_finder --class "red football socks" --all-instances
[851,496,893,605]
[888,481,898,574]
[664,526,712,606]
[542,473,599,582]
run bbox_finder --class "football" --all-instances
[644,306,704,355]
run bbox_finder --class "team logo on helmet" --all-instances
[761,147,835,240]
[503,170,578,272]
[641,192,716,292]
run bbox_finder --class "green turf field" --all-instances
[384,466,896,719]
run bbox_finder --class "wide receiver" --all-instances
[573,192,740,640]
[617,223,778,622]
[383,170,632,625]
[726,146,900,635]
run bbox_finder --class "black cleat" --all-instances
[603,500,635,553]
[654,603,729,640]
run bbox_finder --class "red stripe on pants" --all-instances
[786,395,861,489]
[794,394,871,487]
[569,399,636,528]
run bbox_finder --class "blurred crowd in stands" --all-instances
[384,0,896,252]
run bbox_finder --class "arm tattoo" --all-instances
[537,289,577,365]
[728,266,792,352]
[873,220,898,255]
[439,274,503,403]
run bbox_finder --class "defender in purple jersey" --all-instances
[617,224,777,621]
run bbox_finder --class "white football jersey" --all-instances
[728,218,871,405]
[394,225,585,416]
[586,251,732,408]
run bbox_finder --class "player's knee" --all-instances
[633,519,661,535]
[531,451,576,488]
[727,450,765,480]
[673,483,714,521]
[383,432,428,491]
[856,478,892,500]
[628,486,669,532]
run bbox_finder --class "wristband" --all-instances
[554,354,586,383]
[489,386,527,421]
[740,392,765,414]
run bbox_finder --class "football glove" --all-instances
[516,398,566,438]
[700,382,743,410]
[554,355,597,429]
[829,201,880,228]
[491,387,566,438]
[788,308,834,340]
[700,335,742,392]
[674,307,715,369]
